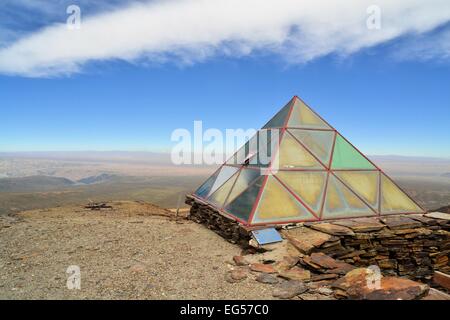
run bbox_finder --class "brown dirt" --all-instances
[0,201,274,300]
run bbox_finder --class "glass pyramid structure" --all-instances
[193,96,424,226]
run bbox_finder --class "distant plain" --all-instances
[0,152,449,215]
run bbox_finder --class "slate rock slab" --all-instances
[250,263,277,274]
[425,212,450,221]
[310,223,355,236]
[273,280,308,299]
[282,227,334,254]
[304,252,355,275]
[380,216,422,230]
[278,266,311,281]
[256,273,279,285]
[333,218,385,232]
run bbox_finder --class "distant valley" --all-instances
[0,152,449,216]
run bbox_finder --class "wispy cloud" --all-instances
[0,0,449,77]
[392,25,450,62]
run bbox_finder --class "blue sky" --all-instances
[1,1,450,157]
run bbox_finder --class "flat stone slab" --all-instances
[309,223,355,236]
[380,216,422,230]
[425,212,450,221]
[250,263,277,274]
[256,273,279,285]
[332,268,429,300]
[409,214,438,225]
[333,217,385,232]
[278,266,311,281]
[282,227,335,254]
[272,280,308,299]
[303,253,355,275]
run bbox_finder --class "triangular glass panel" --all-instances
[335,171,380,212]
[226,134,257,166]
[331,134,375,170]
[225,176,265,222]
[287,99,332,129]
[252,176,316,224]
[289,129,335,168]
[225,168,262,205]
[380,174,423,214]
[207,165,239,197]
[276,171,327,215]
[194,169,220,198]
[322,174,375,219]
[262,99,293,129]
[208,171,239,208]
[272,131,325,170]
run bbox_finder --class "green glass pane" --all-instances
[331,134,375,170]
[208,171,239,208]
[195,170,219,198]
[225,168,262,205]
[225,176,264,222]
[287,99,332,129]
[207,166,239,197]
[289,129,335,167]
[262,99,293,129]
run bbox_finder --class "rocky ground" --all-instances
[0,201,276,300]
[1,201,449,300]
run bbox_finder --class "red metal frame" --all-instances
[318,171,330,220]
[193,95,425,227]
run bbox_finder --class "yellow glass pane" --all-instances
[335,171,379,210]
[276,171,327,214]
[322,175,375,219]
[208,171,239,208]
[252,176,314,223]
[380,174,423,214]
[289,129,334,166]
[273,132,324,170]
[287,99,332,129]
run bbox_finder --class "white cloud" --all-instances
[0,0,449,77]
